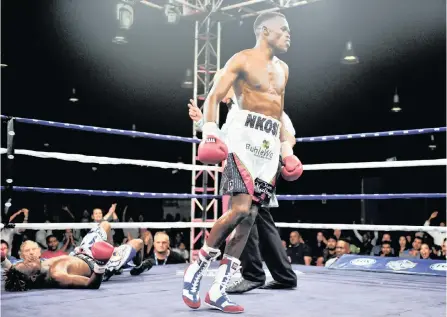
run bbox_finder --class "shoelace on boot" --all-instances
[190,261,210,293]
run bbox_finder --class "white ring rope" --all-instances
[2,222,446,233]
[1,149,445,171]
[0,148,220,172]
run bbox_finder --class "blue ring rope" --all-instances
[1,186,445,200]
[2,115,445,144]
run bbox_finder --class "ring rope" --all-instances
[1,149,445,171]
[2,186,445,200]
[2,222,446,233]
[2,115,445,143]
[0,148,220,172]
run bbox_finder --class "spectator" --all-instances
[424,211,445,247]
[379,241,393,257]
[333,229,342,240]
[286,231,312,265]
[370,233,394,256]
[35,220,53,250]
[396,235,410,256]
[141,230,153,259]
[311,232,326,265]
[1,240,18,264]
[353,226,378,255]
[419,243,438,260]
[2,208,28,257]
[41,235,67,259]
[152,231,186,265]
[401,236,423,258]
[80,209,90,223]
[281,240,287,250]
[439,238,447,259]
[325,238,350,267]
[319,235,337,266]
[61,229,79,254]
[92,203,119,245]
[172,242,189,261]
[18,240,41,264]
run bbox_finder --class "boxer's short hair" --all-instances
[253,12,286,35]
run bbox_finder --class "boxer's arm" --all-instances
[203,53,245,123]
[279,62,291,145]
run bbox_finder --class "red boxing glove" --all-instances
[198,123,228,165]
[91,241,114,274]
[281,155,303,181]
[280,142,303,181]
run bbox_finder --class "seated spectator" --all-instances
[151,231,186,265]
[420,243,439,260]
[325,238,350,267]
[140,230,153,259]
[401,236,423,259]
[61,229,79,254]
[319,235,337,266]
[286,231,312,265]
[1,240,18,264]
[396,235,410,257]
[14,240,42,264]
[439,238,447,259]
[379,241,393,257]
[41,235,68,259]
[172,242,189,261]
[370,233,394,256]
[35,220,52,250]
[311,232,326,265]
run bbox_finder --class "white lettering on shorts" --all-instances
[254,178,274,199]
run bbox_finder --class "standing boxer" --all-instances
[189,98,297,293]
[183,12,302,313]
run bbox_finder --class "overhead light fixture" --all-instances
[69,88,79,103]
[391,87,401,112]
[113,0,135,44]
[181,69,193,89]
[341,41,359,65]
[165,0,181,25]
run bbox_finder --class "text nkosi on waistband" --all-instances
[244,113,280,137]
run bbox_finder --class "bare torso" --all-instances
[42,255,92,280]
[233,49,287,120]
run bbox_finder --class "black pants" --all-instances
[239,206,297,286]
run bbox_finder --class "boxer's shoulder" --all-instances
[275,58,289,75]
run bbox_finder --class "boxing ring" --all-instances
[1,115,446,317]
[1,264,445,317]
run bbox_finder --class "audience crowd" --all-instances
[1,204,445,269]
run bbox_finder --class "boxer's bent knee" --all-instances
[128,238,144,251]
[99,221,111,234]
